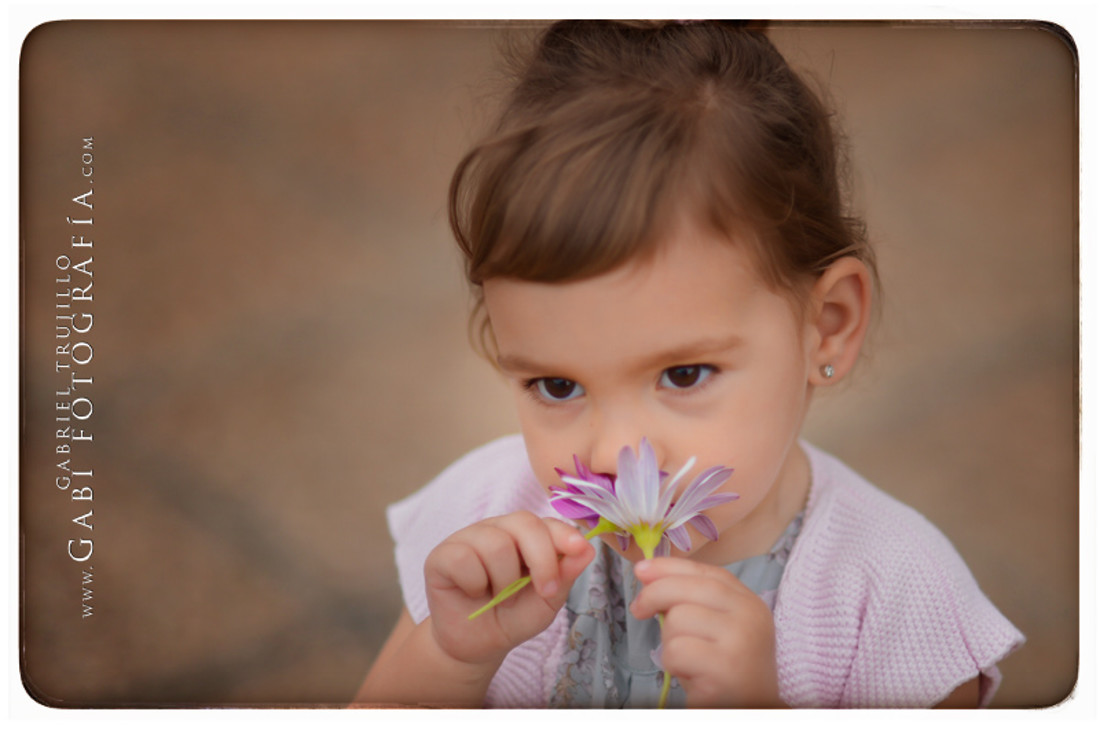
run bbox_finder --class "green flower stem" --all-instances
[632,524,672,710]
[467,522,610,620]
[466,575,532,620]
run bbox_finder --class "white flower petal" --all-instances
[561,475,613,494]
[665,456,697,494]
[557,492,629,528]
[664,467,735,527]
[561,477,617,502]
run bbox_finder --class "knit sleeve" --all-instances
[839,506,1025,707]
[776,445,1025,708]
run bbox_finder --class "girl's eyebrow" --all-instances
[496,353,557,375]
[635,334,745,371]
[497,334,745,375]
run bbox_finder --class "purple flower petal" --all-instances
[556,490,630,528]
[665,525,692,552]
[687,513,719,542]
[616,444,643,518]
[691,492,739,512]
[550,497,599,521]
[636,439,661,518]
[574,456,615,491]
[672,466,732,511]
[550,458,618,529]
[560,477,617,502]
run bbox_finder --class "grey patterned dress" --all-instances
[549,513,803,708]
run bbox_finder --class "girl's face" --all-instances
[483,223,818,565]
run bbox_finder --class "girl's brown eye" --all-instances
[535,377,584,402]
[660,365,714,390]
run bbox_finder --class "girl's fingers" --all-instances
[469,523,527,596]
[429,520,526,597]
[658,610,782,708]
[630,574,743,619]
[479,513,590,599]
[542,516,592,557]
[508,516,592,598]
[634,556,751,591]
[429,512,593,610]
[426,541,491,597]
[663,602,727,640]
[543,518,595,593]
[430,526,521,599]
[629,560,782,708]
[498,512,565,597]
[658,633,715,681]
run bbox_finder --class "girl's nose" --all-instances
[586,410,660,478]
[587,439,622,481]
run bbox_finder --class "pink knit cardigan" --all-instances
[387,435,1024,708]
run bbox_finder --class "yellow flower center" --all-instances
[630,523,665,560]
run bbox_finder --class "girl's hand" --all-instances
[424,511,594,667]
[630,557,785,708]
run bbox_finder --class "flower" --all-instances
[470,439,735,623]
[473,439,737,709]
[551,439,737,709]
[550,456,615,529]
[551,439,737,560]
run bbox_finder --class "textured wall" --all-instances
[19,21,1077,708]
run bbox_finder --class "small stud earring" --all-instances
[821,364,835,379]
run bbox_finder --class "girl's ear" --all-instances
[807,257,873,386]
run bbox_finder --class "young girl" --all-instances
[356,20,1024,709]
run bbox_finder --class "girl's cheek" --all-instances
[533,450,567,490]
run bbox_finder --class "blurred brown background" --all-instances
[19,21,1077,708]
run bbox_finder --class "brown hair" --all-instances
[450,20,876,348]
